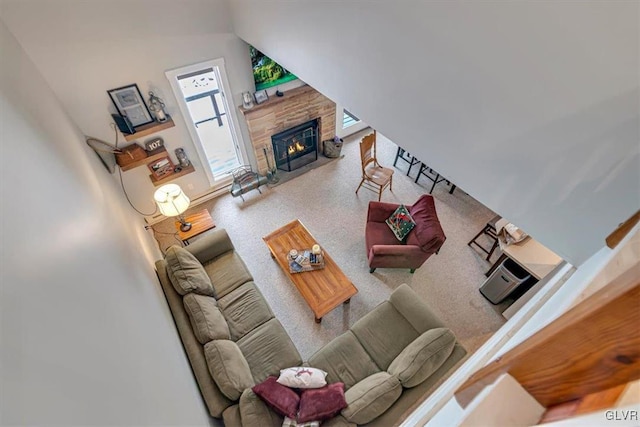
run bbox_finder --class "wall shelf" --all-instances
[150,164,195,186]
[119,146,169,172]
[123,117,175,142]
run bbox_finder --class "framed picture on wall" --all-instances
[254,89,269,105]
[147,156,175,179]
[107,84,154,128]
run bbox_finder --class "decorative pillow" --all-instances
[204,340,254,401]
[341,372,401,424]
[282,416,320,427]
[183,293,230,344]
[277,367,328,389]
[385,205,416,241]
[297,382,347,423]
[387,328,456,388]
[165,245,215,296]
[252,376,300,419]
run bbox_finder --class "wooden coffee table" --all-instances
[263,220,358,323]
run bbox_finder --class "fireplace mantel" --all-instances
[239,85,336,175]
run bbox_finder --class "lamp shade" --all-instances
[154,184,190,217]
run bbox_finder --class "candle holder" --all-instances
[148,91,168,123]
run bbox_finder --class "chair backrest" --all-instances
[359,131,377,171]
[406,194,446,254]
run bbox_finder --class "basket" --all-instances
[116,143,147,167]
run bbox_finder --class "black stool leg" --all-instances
[486,239,499,261]
[468,226,487,247]
[393,147,402,167]
[429,173,439,194]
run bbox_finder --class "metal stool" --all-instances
[414,163,457,194]
[468,215,501,261]
[393,147,421,176]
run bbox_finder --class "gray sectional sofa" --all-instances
[155,228,466,426]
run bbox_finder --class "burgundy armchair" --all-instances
[365,194,446,273]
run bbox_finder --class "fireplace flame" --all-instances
[295,141,305,151]
[288,145,296,155]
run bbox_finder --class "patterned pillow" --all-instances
[277,367,328,389]
[385,205,416,241]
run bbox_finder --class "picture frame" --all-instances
[107,84,154,128]
[254,89,269,105]
[147,155,175,179]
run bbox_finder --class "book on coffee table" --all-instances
[289,249,324,273]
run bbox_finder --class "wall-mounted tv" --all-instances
[250,45,297,91]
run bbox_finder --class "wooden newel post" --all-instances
[455,262,640,409]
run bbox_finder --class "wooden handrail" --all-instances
[606,210,640,249]
[455,261,640,408]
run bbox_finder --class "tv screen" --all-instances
[250,45,297,91]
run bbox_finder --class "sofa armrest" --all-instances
[239,389,283,427]
[186,228,235,264]
[390,284,445,333]
[367,201,400,223]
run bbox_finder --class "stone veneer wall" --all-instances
[239,85,337,174]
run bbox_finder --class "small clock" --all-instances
[145,137,164,152]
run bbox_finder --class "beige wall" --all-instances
[0,21,216,426]
[1,0,256,212]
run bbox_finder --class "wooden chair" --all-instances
[356,131,394,201]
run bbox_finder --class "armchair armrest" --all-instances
[370,244,424,257]
[186,228,235,264]
[367,201,400,223]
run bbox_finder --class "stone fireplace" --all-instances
[239,85,336,175]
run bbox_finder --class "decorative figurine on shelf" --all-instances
[148,91,168,123]
[242,91,254,109]
[175,147,191,168]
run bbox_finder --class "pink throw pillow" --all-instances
[297,382,347,423]
[252,376,300,419]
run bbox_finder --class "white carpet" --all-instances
[153,128,507,361]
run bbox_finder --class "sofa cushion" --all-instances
[388,328,456,388]
[385,204,416,241]
[217,281,274,341]
[237,318,302,384]
[222,404,242,427]
[183,293,230,344]
[203,251,253,298]
[298,382,347,423]
[165,245,215,296]
[406,195,445,253]
[351,301,420,370]
[308,331,380,390]
[252,376,300,419]
[341,372,402,425]
[239,388,283,427]
[204,340,254,401]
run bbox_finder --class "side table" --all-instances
[175,209,216,245]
